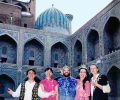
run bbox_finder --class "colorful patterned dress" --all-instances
[40,79,58,100]
[75,80,90,100]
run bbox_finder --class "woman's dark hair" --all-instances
[26,68,36,75]
[77,68,90,89]
[44,67,53,73]
[34,76,41,83]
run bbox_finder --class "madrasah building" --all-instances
[0,0,120,99]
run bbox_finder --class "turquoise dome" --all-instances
[35,7,71,34]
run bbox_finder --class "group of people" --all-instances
[7,64,111,100]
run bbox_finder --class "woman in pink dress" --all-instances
[75,65,90,100]
[40,67,58,100]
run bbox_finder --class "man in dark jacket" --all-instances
[89,64,111,100]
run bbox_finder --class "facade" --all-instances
[0,0,120,99]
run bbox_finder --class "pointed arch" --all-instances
[51,41,69,49]
[0,34,18,44]
[74,40,82,67]
[2,0,8,3]
[24,37,44,46]
[23,39,44,66]
[87,29,99,62]
[0,21,3,23]
[15,3,27,12]
[51,42,68,68]
[104,17,120,55]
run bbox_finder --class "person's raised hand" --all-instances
[7,88,13,95]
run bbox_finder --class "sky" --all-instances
[36,0,113,33]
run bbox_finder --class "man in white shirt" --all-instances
[90,64,111,100]
[7,68,54,100]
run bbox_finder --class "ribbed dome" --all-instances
[35,6,71,34]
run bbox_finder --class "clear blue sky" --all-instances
[36,0,113,33]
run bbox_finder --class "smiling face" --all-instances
[27,70,36,81]
[45,69,53,78]
[90,64,99,75]
[79,68,87,80]
[63,68,70,77]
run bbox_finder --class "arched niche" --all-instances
[51,42,68,68]
[104,17,120,55]
[107,66,120,99]
[74,40,82,67]
[23,39,44,66]
[0,35,17,64]
[87,29,99,62]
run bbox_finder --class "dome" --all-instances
[35,6,71,34]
